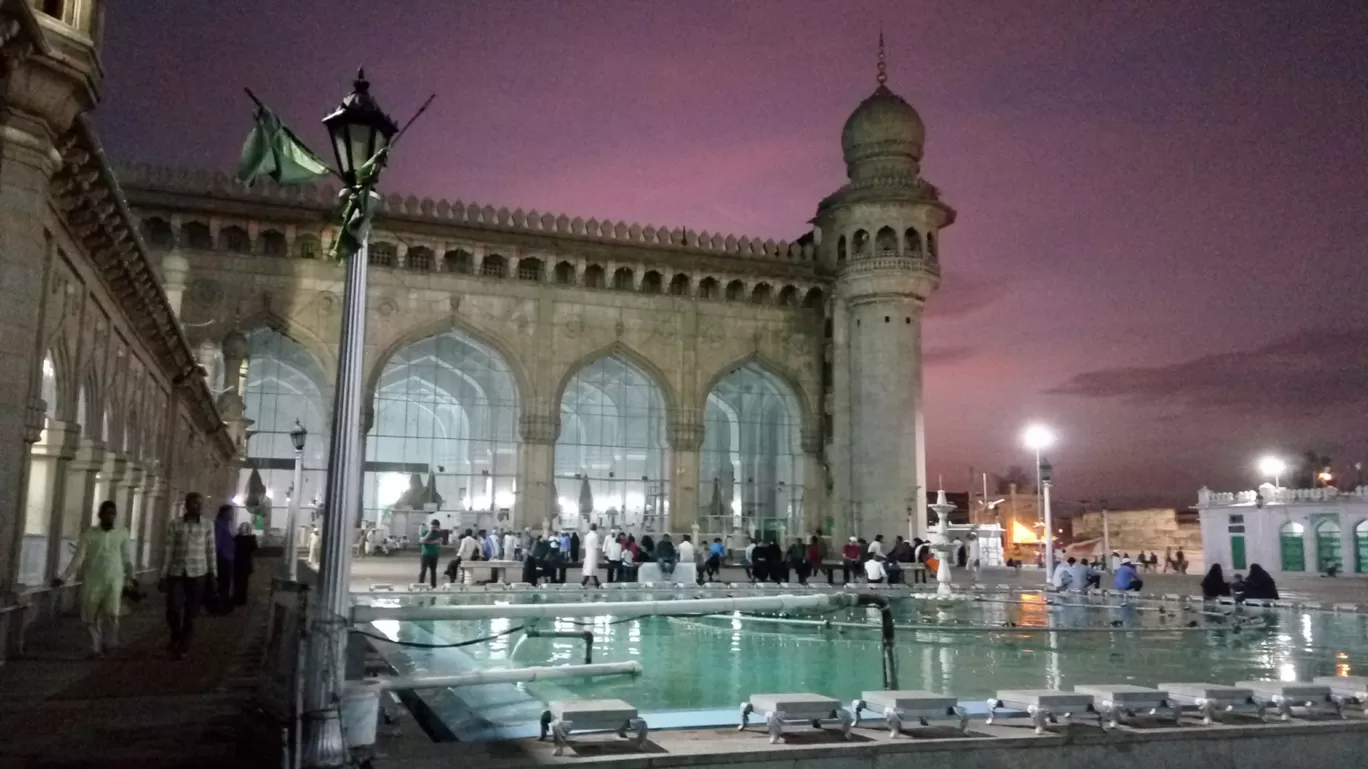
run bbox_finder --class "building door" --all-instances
[1315,521,1342,573]
[1356,521,1368,573]
[1230,535,1246,570]
[1279,522,1305,572]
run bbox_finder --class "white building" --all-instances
[1197,485,1368,579]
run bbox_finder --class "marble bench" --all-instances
[1074,685,1178,728]
[1237,680,1342,721]
[539,699,648,756]
[852,690,967,738]
[986,690,1100,734]
[1159,683,1263,724]
[739,693,853,743]
[1313,675,1368,710]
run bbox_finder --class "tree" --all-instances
[996,465,1032,494]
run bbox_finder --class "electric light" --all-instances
[1021,424,1054,451]
[1258,456,1286,479]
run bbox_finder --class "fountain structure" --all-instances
[929,489,957,596]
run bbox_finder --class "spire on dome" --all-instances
[876,29,887,85]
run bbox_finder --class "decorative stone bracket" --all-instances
[519,413,560,444]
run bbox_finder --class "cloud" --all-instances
[1049,326,1368,412]
[924,273,1019,320]
[925,346,976,367]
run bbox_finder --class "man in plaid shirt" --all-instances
[160,492,216,658]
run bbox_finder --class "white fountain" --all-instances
[929,488,957,596]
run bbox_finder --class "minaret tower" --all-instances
[816,36,955,542]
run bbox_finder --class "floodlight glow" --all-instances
[1022,424,1054,451]
[1258,456,1286,478]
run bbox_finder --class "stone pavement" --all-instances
[0,567,279,769]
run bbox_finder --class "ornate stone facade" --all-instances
[0,1,235,649]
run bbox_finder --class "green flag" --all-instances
[328,146,390,261]
[235,104,331,186]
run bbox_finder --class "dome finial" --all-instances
[876,29,887,86]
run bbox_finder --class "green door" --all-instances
[1230,535,1246,570]
[1357,532,1368,573]
[1317,531,1343,572]
[1280,534,1305,572]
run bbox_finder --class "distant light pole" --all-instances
[301,70,398,769]
[285,419,307,581]
[1022,424,1055,581]
[1258,455,1286,488]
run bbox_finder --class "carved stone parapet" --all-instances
[519,413,560,444]
[668,420,705,451]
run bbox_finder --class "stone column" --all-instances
[516,413,558,534]
[118,463,143,556]
[667,418,704,537]
[161,251,189,319]
[139,474,166,570]
[35,421,80,585]
[800,426,827,536]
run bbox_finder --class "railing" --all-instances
[1198,485,1368,507]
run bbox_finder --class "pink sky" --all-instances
[98,0,1368,505]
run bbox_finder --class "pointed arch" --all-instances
[551,341,679,422]
[699,352,816,438]
[363,316,534,415]
[236,310,337,380]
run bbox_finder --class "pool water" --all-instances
[362,593,1368,737]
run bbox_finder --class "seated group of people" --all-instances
[1200,563,1279,601]
[1052,556,1145,592]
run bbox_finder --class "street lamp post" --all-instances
[285,419,307,581]
[1258,456,1286,489]
[301,70,398,769]
[1021,424,1055,584]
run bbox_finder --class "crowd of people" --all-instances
[1200,563,1279,601]
[55,492,260,659]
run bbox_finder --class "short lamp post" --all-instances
[1021,424,1055,584]
[1040,457,1054,583]
[285,419,307,581]
[301,70,398,769]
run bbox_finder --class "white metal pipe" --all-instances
[353,592,843,623]
[704,614,1223,635]
[369,661,642,691]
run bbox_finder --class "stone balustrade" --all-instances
[1197,485,1368,507]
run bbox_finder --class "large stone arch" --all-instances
[550,340,680,425]
[698,351,818,440]
[235,310,337,384]
[361,315,535,423]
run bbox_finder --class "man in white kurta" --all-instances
[581,524,601,587]
[57,500,133,656]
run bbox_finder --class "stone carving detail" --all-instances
[375,297,398,317]
[317,291,340,315]
[668,420,705,451]
[700,322,724,348]
[190,279,222,306]
[519,413,560,444]
[563,315,584,338]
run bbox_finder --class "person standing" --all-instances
[503,529,518,562]
[232,522,258,607]
[161,492,216,659]
[677,535,696,582]
[212,504,235,613]
[55,500,133,657]
[418,519,442,588]
[454,528,479,584]
[581,523,602,587]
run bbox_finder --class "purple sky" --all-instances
[98,1,1368,505]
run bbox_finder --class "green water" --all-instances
[364,594,1368,727]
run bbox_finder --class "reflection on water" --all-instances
[364,594,1368,726]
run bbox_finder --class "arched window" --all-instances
[368,328,521,526]
[259,230,287,257]
[640,271,663,294]
[219,226,251,253]
[905,228,923,257]
[553,261,575,285]
[875,227,897,257]
[803,288,824,310]
[697,277,718,299]
[517,257,544,281]
[611,267,634,291]
[852,229,870,257]
[295,234,321,259]
[182,222,212,250]
[443,249,472,274]
[927,231,938,261]
[584,265,606,288]
[701,362,804,540]
[836,235,847,263]
[369,242,398,267]
[142,218,174,248]
[480,254,507,278]
[750,283,772,304]
[1279,521,1306,572]
[776,286,799,307]
[724,280,745,301]
[556,355,668,531]
[1315,520,1342,573]
[240,328,332,528]
[668,274,690,297]
[406,246,435,272]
